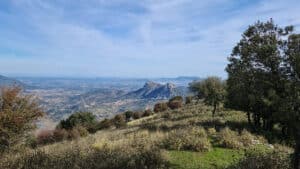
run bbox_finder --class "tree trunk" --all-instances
[294,130,300,169]
[247,111,252,125]
[212,104,217,117]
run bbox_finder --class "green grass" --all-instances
[168,148,244,169]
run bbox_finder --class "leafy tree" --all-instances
[0,87,43,153]
[190,77,225,117]
[58,112,97,131]
[226,19,300,169]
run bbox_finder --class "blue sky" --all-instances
[0,0,300,78]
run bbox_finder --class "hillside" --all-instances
[0,75,24,88]
[1,101,293,169]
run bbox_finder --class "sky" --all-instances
[0,0,300,78]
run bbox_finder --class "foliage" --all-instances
[225,19,300,168]
[57,112,97,131]
[227,146,292,169]
[0,87,43,153]
[163,127,211,152]
[189,77,225,116]
[154,102,168,113]
[112,114,126,128]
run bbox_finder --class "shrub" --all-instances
[68,126,88,140]
[217,128,243,149]
[142,109,152,117]
[0,87,43,153]
[124,111,133,121]
[163,127,211,152]
[97,119,113,130]
[113,114,126,128]
[154,102,168,113]
[52,129,68,142]
[167,100,183,110]
[227,146,292,169]
[132,111,142,119]
[216,128,262,149]
[1,137,170,169]
[185,96,193,104]
[57,112,96,130]
[169,96,183,102]
[36,130,55,145]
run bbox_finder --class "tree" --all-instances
[0,87,43,153]
[284,34,300,169]
[226,19,293,130]
[226,19,300,169]
[189,77,225,117]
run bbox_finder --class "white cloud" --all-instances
[0,0,300,77]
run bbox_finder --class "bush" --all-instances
[142,109,152,117]
[52,129,68,142]
[57,112,96,130]
[168,100,183,110]
[97,119,113,130]
[169,96,183,102]
[0,87,43,153]
[163,127,211,152]
[36,130,55,145]
[216,128,263,149]
[217,128,243,149]
[154,102,168,113]
[132,111,142,119]
[185,96,193,104]
[124,111,133,121]
[227,146,292,169]
[112,114,126,128]
[1,137,170,169]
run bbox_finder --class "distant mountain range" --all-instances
[125,81,185,99]
[0,75,24,88]
[1,75,195,121]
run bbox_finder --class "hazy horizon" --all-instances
[1,0,300,78]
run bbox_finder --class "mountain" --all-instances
[125,81,185,99]
[0,75,24,88]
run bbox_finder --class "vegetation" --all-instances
[226,19,300,168]
[0,87,43,153]
[154,102,169,113]
[189,77,225,117]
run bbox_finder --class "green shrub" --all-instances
[163,127,211,152]
[57,112,96,130]
[154,102,168,113]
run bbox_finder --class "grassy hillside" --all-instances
[0,102,293,169]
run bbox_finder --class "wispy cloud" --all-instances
[0,0,299,77]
